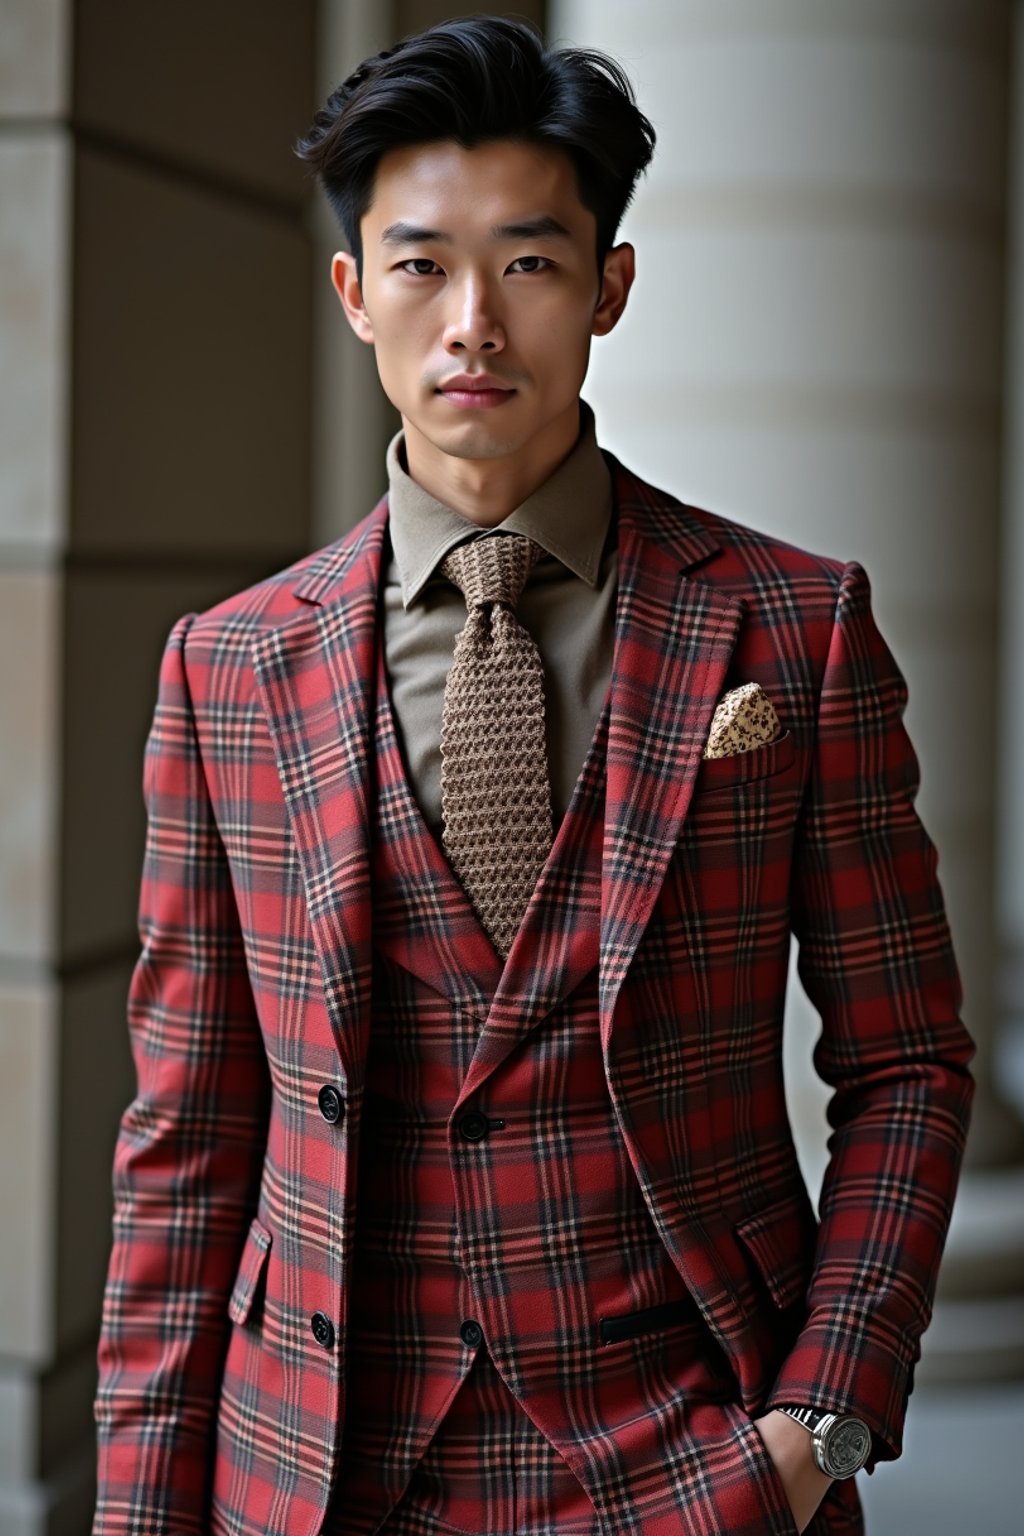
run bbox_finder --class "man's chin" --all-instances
[409,413,524,461]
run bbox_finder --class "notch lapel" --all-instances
[250,501,389,1080]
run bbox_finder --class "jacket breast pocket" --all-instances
[227,1215,272,1326]
[693,728,796,796]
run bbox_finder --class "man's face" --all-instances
[331,137,634,466]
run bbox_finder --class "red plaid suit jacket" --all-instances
[93,450,974,1536]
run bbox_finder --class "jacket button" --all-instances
[458,1110,490,1141]
[310,1311,335,1349]
[317,1085,344,1124]
[460,1319,483,1347]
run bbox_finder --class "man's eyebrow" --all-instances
[379,216,573,247]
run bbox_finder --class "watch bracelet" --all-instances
[776,1404,828,1434]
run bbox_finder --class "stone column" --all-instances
[311,0,397,546]
[0,3,316,1529]
[1002,36,1024,1056]
[550,0,1024,1377]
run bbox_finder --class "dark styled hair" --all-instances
[292,13,656,285]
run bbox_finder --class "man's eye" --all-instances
[508,256,552,274]
[399,258,441,276]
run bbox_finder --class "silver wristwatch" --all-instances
[776,1405,872,1478]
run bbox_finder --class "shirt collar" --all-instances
[385,395,613,608]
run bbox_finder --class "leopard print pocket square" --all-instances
[702,682,782,760]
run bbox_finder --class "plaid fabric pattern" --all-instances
[383,1349,603,1536]
[93,451,974,1536]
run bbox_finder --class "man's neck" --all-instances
[400,399,582,529]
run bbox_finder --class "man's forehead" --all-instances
[368,141,592,239]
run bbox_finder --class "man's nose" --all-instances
[442,277,505,351]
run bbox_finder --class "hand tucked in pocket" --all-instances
[752,1409,833,1534]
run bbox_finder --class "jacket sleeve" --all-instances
[765,559,976,1469]
[93,613,272,1535]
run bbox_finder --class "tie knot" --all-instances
[439,532,544,612]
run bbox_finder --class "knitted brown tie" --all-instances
[438,532,555,959]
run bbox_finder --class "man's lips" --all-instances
[436,377,517,409]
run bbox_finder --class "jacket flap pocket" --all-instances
[227,1216,272,1326]
[733,1192,817,1311]
[599,1293,701,1345]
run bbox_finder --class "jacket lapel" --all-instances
[596,456,746,1055]
[250,498,389,1078]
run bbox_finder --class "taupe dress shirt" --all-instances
[381,395,617,844]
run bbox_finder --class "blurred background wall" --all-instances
[1,1,1021,1531]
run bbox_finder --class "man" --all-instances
[92,15,975,1536]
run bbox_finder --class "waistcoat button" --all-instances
[317,1085,344,1123]
[311,1311,336,1349]
[460,1319,483,1347]
[458,1110,490,1141]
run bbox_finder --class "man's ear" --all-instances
[331,251,375,344]
[591,242,636,339]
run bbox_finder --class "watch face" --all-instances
[820,1417,872,1477]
